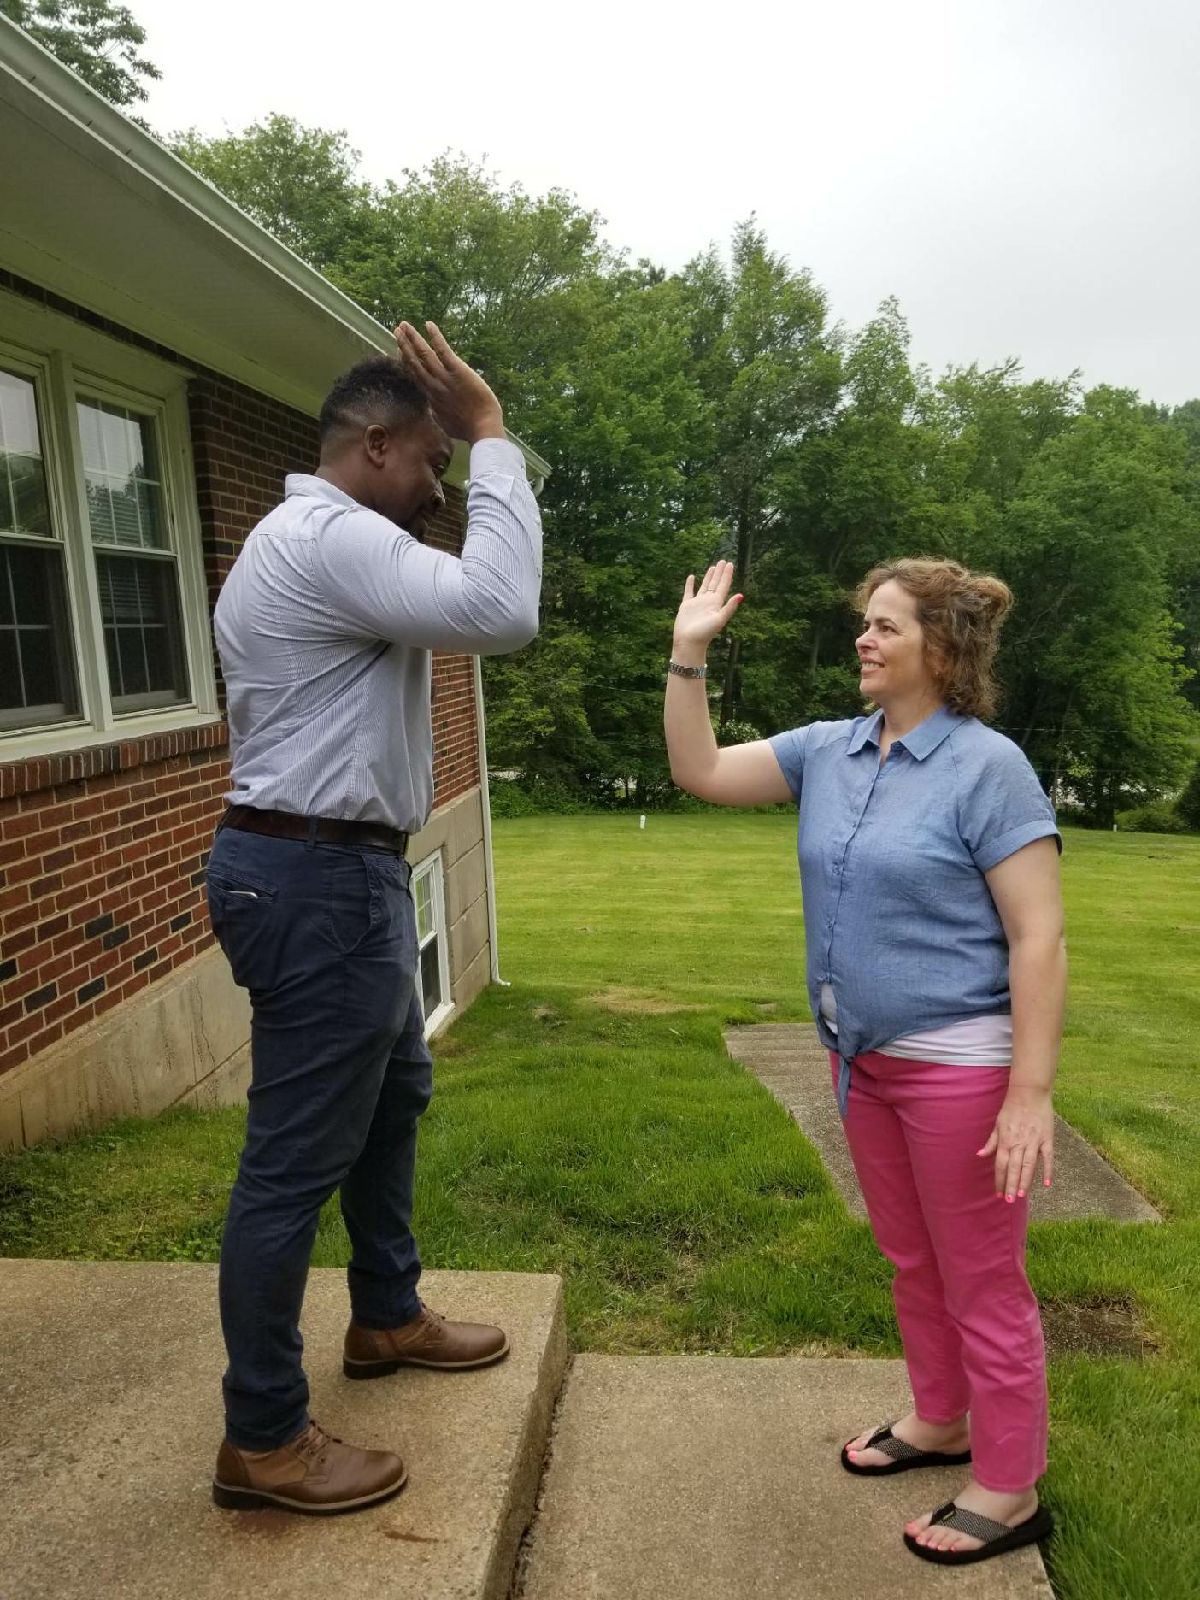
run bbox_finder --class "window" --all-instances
[0,296,215,756]
[77,398,188,713]
[412,852,452,1034]
[0,368,80,731]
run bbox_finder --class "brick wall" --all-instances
[426,497,482,809]
[0,727,228,1073]
[0,288,482,1083]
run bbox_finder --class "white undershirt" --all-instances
[819,984,1012,1067]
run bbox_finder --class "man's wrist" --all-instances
[466,413,506,444]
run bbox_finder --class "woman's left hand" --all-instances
[977,1087,1055,1200]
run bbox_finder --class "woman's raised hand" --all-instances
[673,561,744,653]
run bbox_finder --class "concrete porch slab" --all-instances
[725,1024,1160,1223]
[0,1261,566,1600]
[520,1355,1053,1600]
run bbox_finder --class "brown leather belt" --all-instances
[219,805,408,857]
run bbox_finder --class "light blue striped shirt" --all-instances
[214,438,542,833]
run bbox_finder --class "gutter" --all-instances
[0,14,383,348]
[0,15,554,478]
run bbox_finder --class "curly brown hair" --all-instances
[855,558,1014,720]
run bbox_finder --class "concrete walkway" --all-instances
[0,1260,566,1600]
[521,1355,1053,1599]
[3,1261,1061,1600]
[725,1023,1161,1222]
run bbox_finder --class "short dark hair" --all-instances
[318,356,430,447]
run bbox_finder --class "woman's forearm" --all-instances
[664,638,720,795]
[1007,932,1067,1097]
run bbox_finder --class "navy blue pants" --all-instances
[206,827,433,1450]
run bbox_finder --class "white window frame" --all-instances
[412,849,453,1038]
[0,289,217,760]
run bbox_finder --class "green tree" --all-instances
[677,222,839,730]
[173,117,374,276]
[491,269,712,798]
[762,298,929,727]
[985,386,1196,819]
[173,126,611,437]
[169,117,1200,807]
[1165,398,1200,710]
[1,0,159,105]
[1177,758,1200,831]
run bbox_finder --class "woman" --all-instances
[664,557,1064,1567]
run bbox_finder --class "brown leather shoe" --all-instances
[343,1305,510,1378]
[212,1419,406,1514]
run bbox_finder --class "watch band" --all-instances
[668,659,708,680]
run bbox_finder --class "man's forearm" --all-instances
[454,440,543,653]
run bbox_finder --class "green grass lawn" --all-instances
[2,815,1198,1599]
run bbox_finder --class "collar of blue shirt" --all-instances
[846,705,966,761]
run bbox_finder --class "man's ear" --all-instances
[363,423,390,467]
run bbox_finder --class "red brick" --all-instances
[0,1039,31,1074]
[1,925,37,960]
[1,819,51,844]
[35,953,75,985]
[2,902,39,934]
[6,858,44,887]
[5,1011,48,1048]
[25,1020,65,1056]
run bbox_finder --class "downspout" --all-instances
[474,654,508,986]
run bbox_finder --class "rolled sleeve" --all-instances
[958,741,1062,871]
[769,726,809,806]
[973,816,1062,873]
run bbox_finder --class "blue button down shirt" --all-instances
[769,707,1061,1115]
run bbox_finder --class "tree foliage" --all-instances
[2,0,159,105]
[171,116,1200,817]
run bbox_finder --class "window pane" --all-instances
[414,872,434,943]
[420,937,443,1019]
[0,542,80,729]
[95,552,188,709]
[77,398,166,550]
[0,369,51,537]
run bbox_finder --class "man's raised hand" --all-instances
[394,322,505,445]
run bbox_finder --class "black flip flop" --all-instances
[904,1499,1054,1565]
[841,1421,972,1476]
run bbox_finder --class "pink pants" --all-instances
[835,1051,1048,1492]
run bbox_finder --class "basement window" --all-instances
[412,851,452,1035]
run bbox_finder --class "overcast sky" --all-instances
[132,0,1199,405]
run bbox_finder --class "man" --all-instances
[206,322,542,1515]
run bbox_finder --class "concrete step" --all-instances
[520,1355,1053,1600]
[0,1260,566,1600]
[725,1023,1161,1222]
